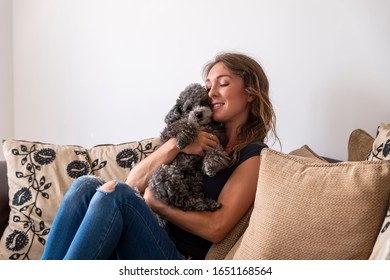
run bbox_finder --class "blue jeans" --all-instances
[41,176,184,260]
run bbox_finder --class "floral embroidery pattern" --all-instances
[5,144,54,259]
[366,124,390,161]
[4,145,108,260]
[116,149,139,168]
[115,141,156,169]
[381,204,390,234]
[368,139,390,160]
[66,150,107,178]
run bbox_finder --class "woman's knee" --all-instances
[97,181,134,195]
[98,180,117,193]
[64,175,105,199]
[96,181,143,203]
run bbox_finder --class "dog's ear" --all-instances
[164,103,182,124]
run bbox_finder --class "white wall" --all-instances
[6,0,390,160]
[0,0,13,160]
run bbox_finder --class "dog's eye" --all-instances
[185,106,192,112]
[200,101,208,107]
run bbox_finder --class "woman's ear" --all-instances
[247,94,255,102]
[164,104,182,124]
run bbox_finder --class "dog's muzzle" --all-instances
[190,106,213,126]
[195,112,204,120]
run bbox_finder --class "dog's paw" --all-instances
[203,149,230,177]
[186,197,221,211]
[175,124,199,150]
[176,137,189,150]
[206,199,222,211]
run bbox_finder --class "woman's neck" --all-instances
[223,124,241,153]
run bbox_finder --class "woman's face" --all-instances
[205,62,253,126]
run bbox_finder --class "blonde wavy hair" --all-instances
[203,52,279,163]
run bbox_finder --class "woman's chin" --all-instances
[211,115,224,123]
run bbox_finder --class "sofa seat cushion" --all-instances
[227,148,390,260]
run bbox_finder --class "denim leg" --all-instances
[41,175,104,260]
[63,182,184,260]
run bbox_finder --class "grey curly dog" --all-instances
[148,83,231,226]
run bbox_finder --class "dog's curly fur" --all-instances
[148,83,230,226]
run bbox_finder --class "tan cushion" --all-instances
[229,148,390,260]
[0,140,88,260]
[209,145,326,260]
[348,129,374,161]
[224,146,326,259]
[368,123,390,259]
[288,145,327,163]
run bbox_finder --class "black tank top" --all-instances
[167,142,268,259]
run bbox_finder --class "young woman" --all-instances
[41,52,278,260]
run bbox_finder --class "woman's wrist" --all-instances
[166,138,181,157]
[125,138,180,190]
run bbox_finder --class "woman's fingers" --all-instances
[200,131,219,148]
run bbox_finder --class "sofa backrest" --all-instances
[0,161,10,238]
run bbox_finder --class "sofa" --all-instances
[0,123,389,260]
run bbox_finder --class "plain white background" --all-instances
[1,0,390,161]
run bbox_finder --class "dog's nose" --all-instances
[195,112,203,119]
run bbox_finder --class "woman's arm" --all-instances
[144,155,260,243]
[125,138,180,193]
[126,131,219,193]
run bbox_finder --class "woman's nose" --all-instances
[208,86,217,98]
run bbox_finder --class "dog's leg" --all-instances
[161,119,199,150]
[202,145,231,177]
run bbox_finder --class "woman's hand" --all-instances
[181,129,220,157]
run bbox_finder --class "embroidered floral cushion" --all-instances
[368,123,390,260]
[0,140,89,260]
[0,138,160,260]
[367,123,390,161]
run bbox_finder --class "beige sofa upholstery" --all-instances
[1,124,390,260]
